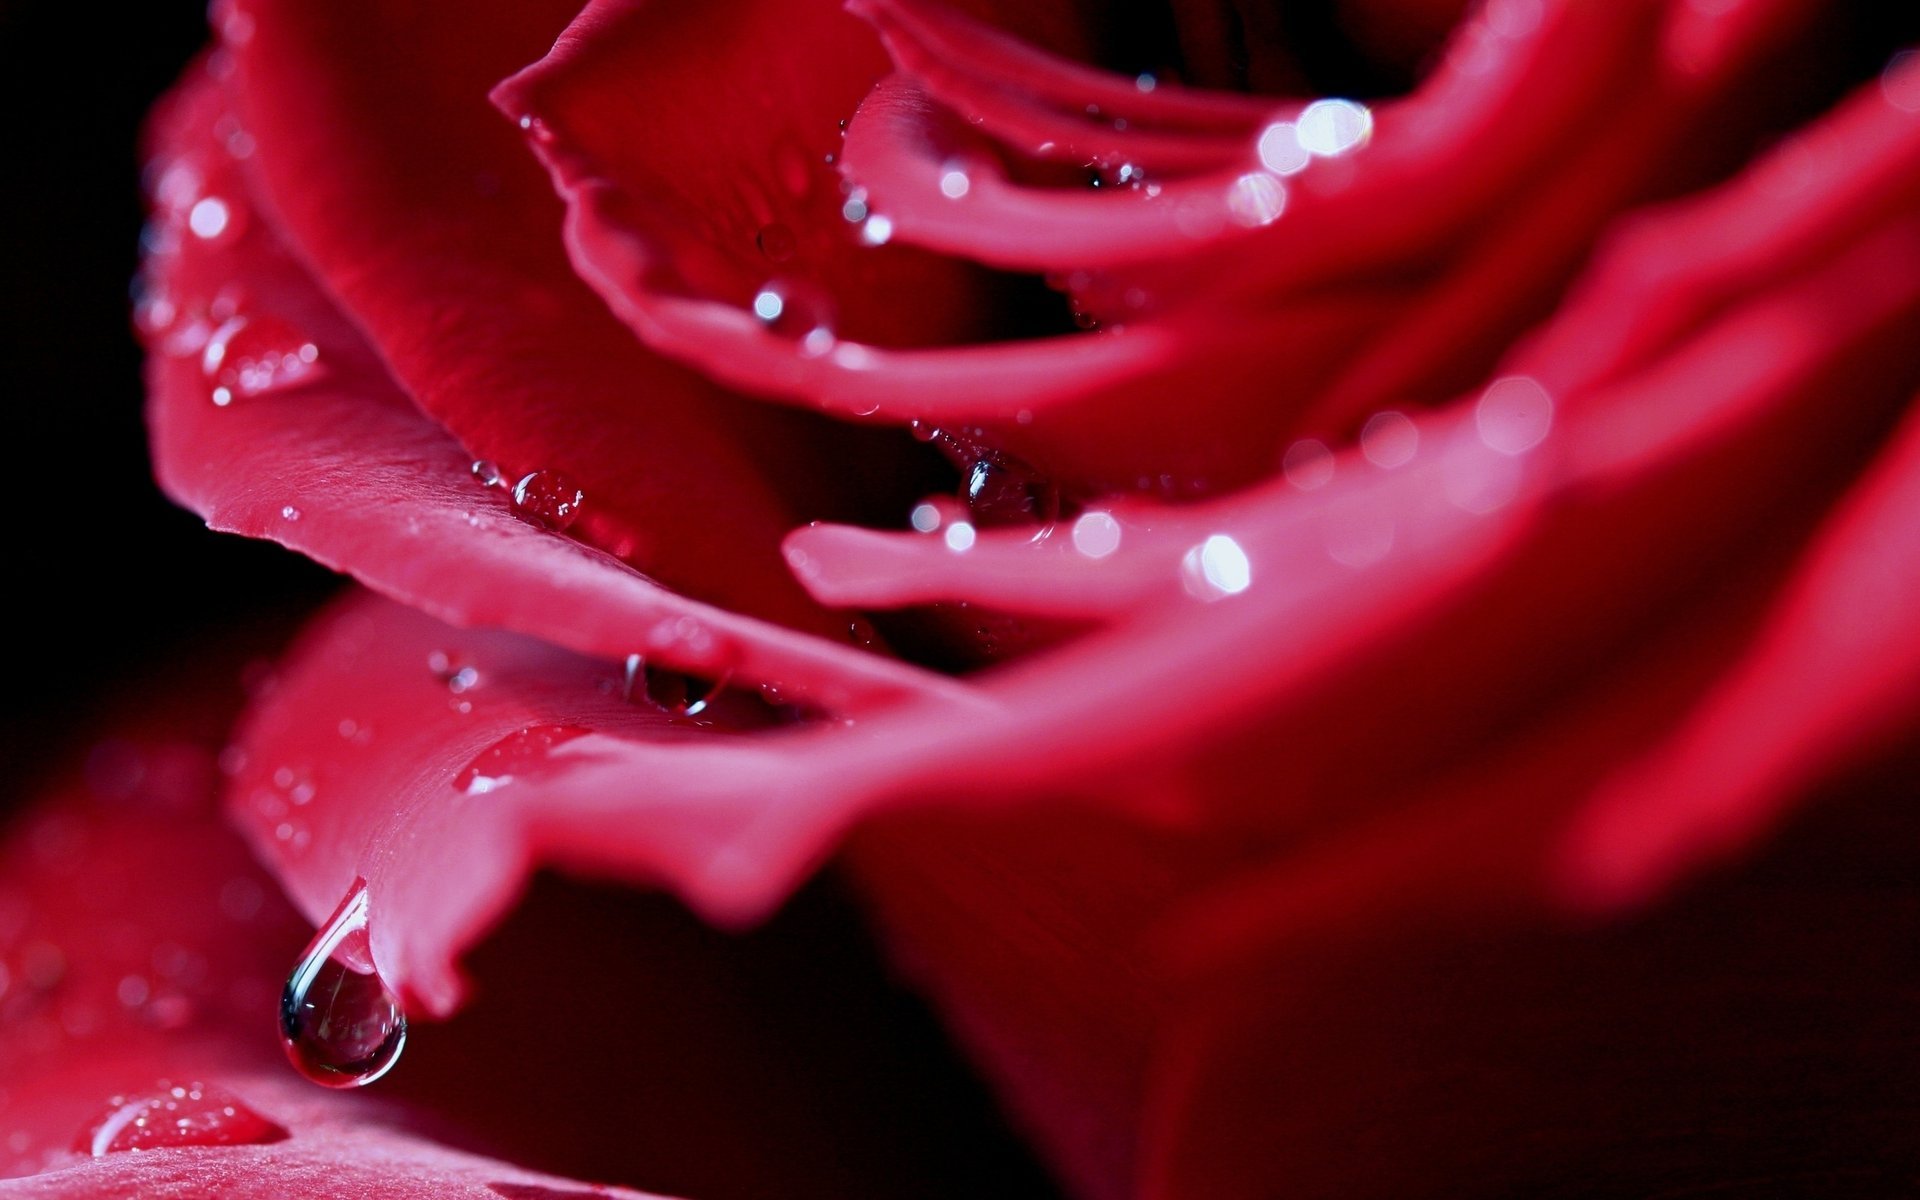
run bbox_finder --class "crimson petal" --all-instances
[143,72,974,716]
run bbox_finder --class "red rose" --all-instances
[9,0,1920,1195]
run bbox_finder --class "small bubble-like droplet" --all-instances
[750,280,835,355]
[454,725,591,795]
[509,470,584,532]
[516,113,554,143]
[756,223,797,263]
[635,666,731,719]
[75,1082,286,1156]
[202,315,321,405]
[964,451,1060,528]
[470,460,506,489]
[280,883,406,1088]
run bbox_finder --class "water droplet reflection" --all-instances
[509,470,584,532]
[280,883,406,1088]
[1474,376,1553,455]
[75,1083,286,1156]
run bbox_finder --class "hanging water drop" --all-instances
[509,470,584,532]
[202,314,321,405]
[964,451,1060,528]
[280,882,406,1088]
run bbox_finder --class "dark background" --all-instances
[0,0,333,787]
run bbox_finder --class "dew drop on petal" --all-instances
[963,451,1060,528]
[509,470,584,532]
[755,223,797,262]
[201,314,322,404]
[859,214,894,246]
[470,460,506,489]
[280,883,406,1088]
[280,505,301,522]
[454,725,591,795]
[75,1083,285,1156]
[943,521,977,552]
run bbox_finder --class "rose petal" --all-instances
[217,0,849,633]
[143,73,978,717]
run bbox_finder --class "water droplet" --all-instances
[859,214,894,245]
[939,166,971,199]
[964,451,1060,528]
[280,505,301,522]
[202,314,321,405]
[280,883,406,1088]
[1135,73,1158,91]
[751,280,835,355]
[909,502,943,533]
[509,470,584,532]
[75,1083,285,1156]
[1226,172,1287,227]
[454,725,591,795]
[756,223,797,262]
[632,665,731,719]
[470,460,506,489]
[943,521,977,552]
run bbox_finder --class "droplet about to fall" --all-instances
[280,882,406,1088]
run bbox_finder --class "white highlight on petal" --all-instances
[1226,173,1287,227]
[1182,534,1252,600]
[1475,375,1554,455]
[1296,99,1373,157]
[188,196,230,240]
[944,521,976,552]
[910,502,942,533]
[1071,511,1122,558]
[1256,122,1311,176]
[1360,410,1419,468]
[751,289,785,322]
[939,169,971,199]
[1281,438,1335,490]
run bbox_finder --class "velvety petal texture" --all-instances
[122,0,1920,1197]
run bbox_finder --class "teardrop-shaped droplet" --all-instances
[202,314,321,406]
[280,882,406,1088]
[470,460,506,489]
[750,280,835,356]
[453,724,591,796]
[964,451,1060,528]
[75,1082,287,1156]
[755,222,797,263]
[509,469,584,532]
